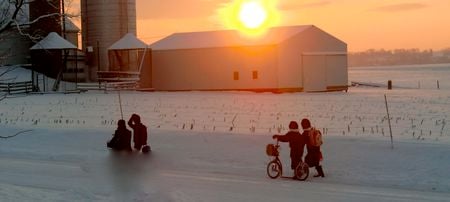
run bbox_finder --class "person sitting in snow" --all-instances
[272,121,306,178]
[302,118,325,178]
[128,114,149,151]
[107,119,132,151]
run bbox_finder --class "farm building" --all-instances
[148,25,348,92]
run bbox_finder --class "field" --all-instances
[1,64,450,201]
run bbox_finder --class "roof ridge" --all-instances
[150,25,314,50]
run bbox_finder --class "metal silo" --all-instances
[81,0,136,81]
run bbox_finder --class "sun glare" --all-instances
[218,0,280,37]
[239,2,267,29]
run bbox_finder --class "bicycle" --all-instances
[266,140,309,181]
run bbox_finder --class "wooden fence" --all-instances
[76,81,138,92]
[0,81,34,94]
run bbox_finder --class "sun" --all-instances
[238,1,267,29]
[218,0,280,37]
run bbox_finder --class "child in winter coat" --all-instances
[302,118,325,177]
[272,121,306,177]
[107,119,132,151]
[128,114,148,151]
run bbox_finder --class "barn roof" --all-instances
[150,25,314,50]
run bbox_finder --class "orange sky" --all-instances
[71,0,450,52]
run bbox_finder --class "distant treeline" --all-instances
[348,48,450,67]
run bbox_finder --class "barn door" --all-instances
[302,55,327,92]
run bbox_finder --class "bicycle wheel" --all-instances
[266,160,282,179]
[295,162,309,181]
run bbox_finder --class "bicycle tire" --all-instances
[295,162,309,181]
[267,160,282,179]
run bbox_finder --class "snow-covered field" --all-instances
[1,64,450,201]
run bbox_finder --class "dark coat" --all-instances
[304,130,322,167]
[128,121,148,149]
[107,128,132,151]
[276,130,306,169]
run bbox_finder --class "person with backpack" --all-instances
[301,118,325,178]
[272,121,306,179]
[128,114,149,152]
[107,119,132,151]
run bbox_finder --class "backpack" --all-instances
[309,128,323,146]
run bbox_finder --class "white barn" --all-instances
[149,25,348,92]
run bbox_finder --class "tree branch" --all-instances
[13,19,41,41]
[0,0,24,34]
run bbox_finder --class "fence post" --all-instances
[437,80,440,89]
[384,94,394,149]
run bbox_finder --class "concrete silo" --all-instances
[81,0,136,81]
[29,0,63,79]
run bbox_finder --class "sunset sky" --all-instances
[72,0,450,52]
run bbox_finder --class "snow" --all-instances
[350,63,450,89]
[1,64,450,201]
[0,65,77,92]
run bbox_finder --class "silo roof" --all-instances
[150,25,313,50]
[30,32,77,50]
[109,33,148,50]
[63,17,80,32]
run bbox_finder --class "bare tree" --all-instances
[0,0,79,65]
[0,0,79,38]
[0,0,26,34]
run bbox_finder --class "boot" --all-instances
[314,166,325,178]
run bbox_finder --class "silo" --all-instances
[29,0,63,78]
[29,0,61,36]
[81,0,137,81]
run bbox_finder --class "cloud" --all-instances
[279,1,331,11]
[372,3,428,12]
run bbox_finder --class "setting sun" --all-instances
[239,1,267,29]
[218,0,280,37]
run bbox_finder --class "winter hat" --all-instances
[289,121,299,130]
[301,118,311,129]
[132,114,141,123]
[117,119,126,129]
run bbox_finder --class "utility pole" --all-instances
[61,0,66,38]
